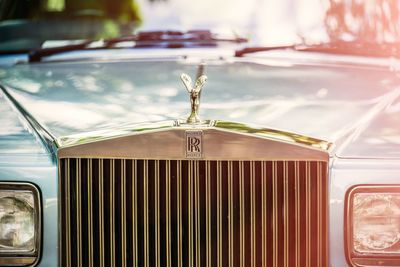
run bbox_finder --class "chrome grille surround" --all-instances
[58,121,331,267]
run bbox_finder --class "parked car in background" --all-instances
[1,0,400,266]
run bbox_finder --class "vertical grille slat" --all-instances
[176,160,183,267]
[121,159,127,267]
[306,162,311,267]
[110,159,115,267]
[194,161,201,267]
[250,161,256,267]
[272,161,278,267]
[187,160,193,267]
[143,160,149,267]
[60,159,328,267]
[205,161,211,267]
[165,160,171,267]
[154,160,160,267]
[261,161,266,267]
[132,159,138,267]
[239,161,245,267]
[228,161,234,267]
[283,161,289,267]
[87,159,93,267]
[295,161,300,267]
[76,159,82,267]
[98,159,104,267]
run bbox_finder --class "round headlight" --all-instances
[0,192,35,252]
[353,193,400,252]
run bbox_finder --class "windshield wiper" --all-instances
[107,30,247,47]
[235,41,400,58]
[28,30,247,62]
[235,45,296,57]
[28,40,93,62]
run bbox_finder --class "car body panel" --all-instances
[1,49,400,266]
[0,84,57,266]
[0,165,58,267]
[0,51,399,159]
[329,158,400,266]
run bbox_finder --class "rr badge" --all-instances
[186,130,203,159]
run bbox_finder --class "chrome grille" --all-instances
[60,159,328,267]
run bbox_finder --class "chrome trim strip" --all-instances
[0,257,39,266]
[57,120,331,161]
[0,85,57,156]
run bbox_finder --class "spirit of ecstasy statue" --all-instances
[180,73,207,124]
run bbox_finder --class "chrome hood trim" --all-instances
[57,120,331,161]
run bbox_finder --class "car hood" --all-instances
[1,55,400,159]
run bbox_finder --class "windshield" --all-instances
[0,0,398,53]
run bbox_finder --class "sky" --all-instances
[136,0,329,45]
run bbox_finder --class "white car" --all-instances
[0,0,399,266]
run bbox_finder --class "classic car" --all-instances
[1,0,400,266]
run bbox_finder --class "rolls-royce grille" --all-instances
[60,159,328,267]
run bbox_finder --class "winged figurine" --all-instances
[180,73,207,123]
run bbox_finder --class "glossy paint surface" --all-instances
[337,96,400,159]
[0,92,46,156]
[0,52,399,158]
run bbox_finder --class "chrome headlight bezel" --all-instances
[345,185,400,267]
[0,182,41,266]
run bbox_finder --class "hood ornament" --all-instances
[180,72,207,124]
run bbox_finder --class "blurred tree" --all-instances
[1,0,142,25]
[325,0,400,43]
[0,0,143,50]
[64,0,141,23]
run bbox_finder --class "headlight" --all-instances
[0,183,41,266]
[346,185,400,267]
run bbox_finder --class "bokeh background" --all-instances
[0,0,399,50]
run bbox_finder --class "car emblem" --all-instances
[185,130,203,159]
[180,72,207,124]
